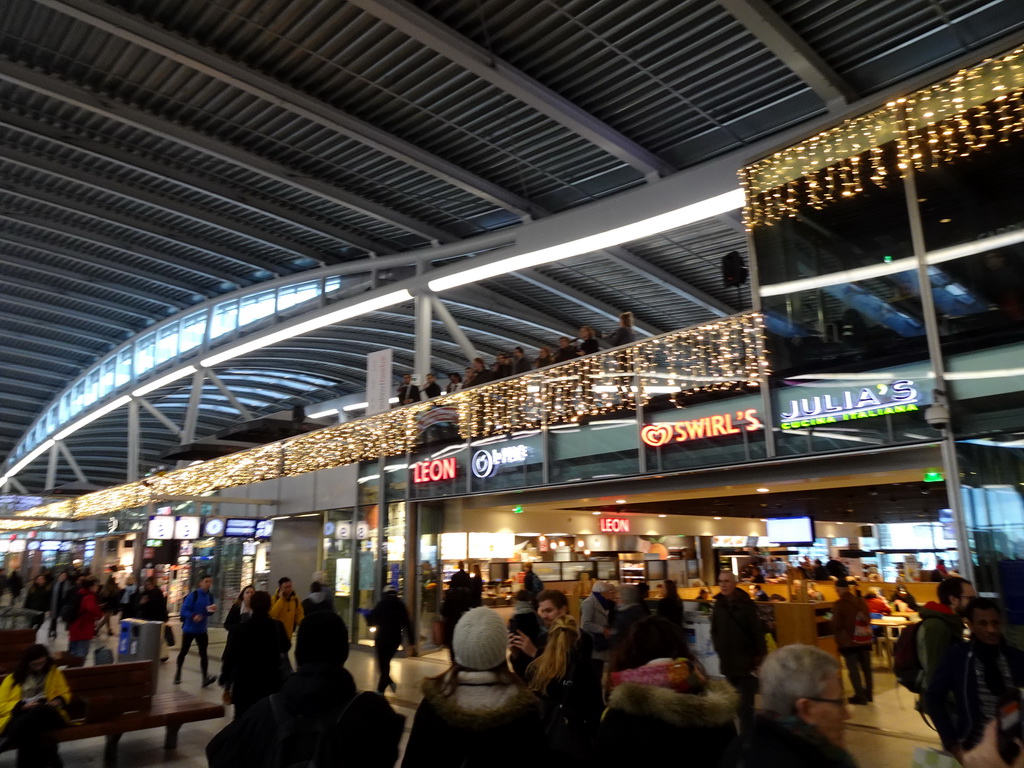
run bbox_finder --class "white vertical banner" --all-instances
[366,348,393,415]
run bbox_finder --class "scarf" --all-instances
[594,591,613,611]
[762,712,858,768]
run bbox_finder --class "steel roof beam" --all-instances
[0,313,117,347]
[0,58,451,243]
[1,151,328,270]
[0,273,159,324]
[0,113,390,257]
[346,0,673,180]
[0,293,137,334]
[0,330,106,357]
[598,246,735,317]
[511,271,663,336]
[1,181,267,284]
[442,287,581,341]
[3,392,51,408]
[0,221,207,300]
[715,0,857,107]
[0,243,189,311]
[0,345,92,368]
[30,1,534,218]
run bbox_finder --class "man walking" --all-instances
[119,573,139,619]
[918,576,976,692]
[175,574,217,687]
[831,578,875,704]
[927,597,1024,761]
[711,571,766,731]
[270,577,305,639]
[48,570,73,639]
[367,589,416,695]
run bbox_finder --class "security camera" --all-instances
[924,403,950,430]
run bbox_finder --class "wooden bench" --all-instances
[0,628,84,675]
[0,629,38,675]
[46,661,224,764]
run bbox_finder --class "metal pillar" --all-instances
[127,398,140,482]
[207,370,254,420]
[57,442,88,483]
[181,369,205,444]
[414,291,433,382]
[428,294,477,361]
[46,442,58,490]
[900,129,974,583]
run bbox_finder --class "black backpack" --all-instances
[266,692,368,768]
[60,590,82,624]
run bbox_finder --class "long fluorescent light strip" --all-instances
[428,189,745,292]
[132,365,197,398]
[307,408,339,418]
[201,289,413,368]
[53,396,132,441]
[759,257,916,297]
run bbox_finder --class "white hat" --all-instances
[453,607,508,671]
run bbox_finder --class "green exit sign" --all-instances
[512,505,524,514]
[923,470,944,483]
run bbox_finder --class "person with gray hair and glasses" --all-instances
[720,644,857,768]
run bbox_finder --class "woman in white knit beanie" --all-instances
[402,608,542,767]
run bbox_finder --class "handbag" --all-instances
[164,625,176,647]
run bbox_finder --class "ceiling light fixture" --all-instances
[616,499,627,504]
[428,190,744,292]
[756,488,770,493]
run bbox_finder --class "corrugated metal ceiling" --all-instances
[1,0,1022,488]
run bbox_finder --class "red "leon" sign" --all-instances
[412,457,457,483]
[599,517,630,533]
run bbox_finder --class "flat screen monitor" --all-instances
[766,516,815,545]
[225,518,258,538]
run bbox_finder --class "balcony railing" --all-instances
[15,312,768,521]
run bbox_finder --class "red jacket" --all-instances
[68,588,103,642]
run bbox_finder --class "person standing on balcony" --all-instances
[396,373,419,406]
[608,312,635,347]
[512,346,532,374]
[420,373,441,400]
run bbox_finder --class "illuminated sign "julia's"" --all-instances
[780,380,920,430]
[641,409,762,447]
[412,457,457,483]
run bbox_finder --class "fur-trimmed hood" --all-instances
[607,677,738,729]
[421,671,539,731]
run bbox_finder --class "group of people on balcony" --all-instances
[394,312,636,406]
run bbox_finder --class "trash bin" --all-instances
[118,618,163,691]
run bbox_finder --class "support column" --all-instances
[127,399,140,483]
[414,291,433,382]
[46,442,58,490]
[181,369,206,444]
[57,442,88,483]
[901,124,973,583]
[428,294,477,361]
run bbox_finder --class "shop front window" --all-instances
[323,509,356,630]
[354,504,380,645]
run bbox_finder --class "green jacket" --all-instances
[917,601,965,688]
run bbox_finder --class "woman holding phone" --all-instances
[0,644,71,767]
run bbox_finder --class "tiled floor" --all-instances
[14,625,944,767]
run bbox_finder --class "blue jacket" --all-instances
[181,588,216,634]
[926,640,1024,751]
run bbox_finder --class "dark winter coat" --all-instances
[440,587,471,648]
[598,677,738,767]
[710,590,767,679]
[367,593,414,648]
[223,603,251,631]
[610,603,647,649]
[301,591,335,618]
[927,640,1024,752]
[720,714,854,768]
[657,597,684,626]
[208,662,402,768]
[523,570,543,595]
[219,614,291,718]
[24,583,51,613]
[135,587,169,622]
[402,670,542,768]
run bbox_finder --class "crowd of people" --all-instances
[394,313,636,405]
[1,561,1023,767]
